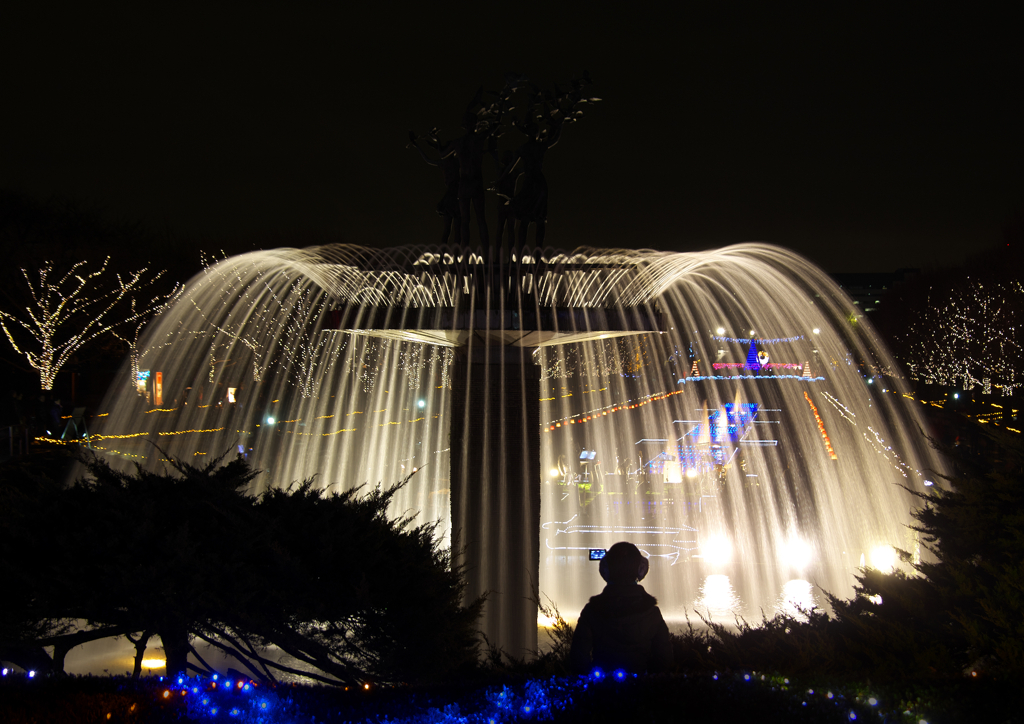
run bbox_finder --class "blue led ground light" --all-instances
[0,666,942,723]
[123,670,898,723]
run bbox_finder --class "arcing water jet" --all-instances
[89,242,943,658]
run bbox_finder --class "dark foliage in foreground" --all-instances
[0,451,482,686]
[660,424,1024,681]
[836,426,1024,679]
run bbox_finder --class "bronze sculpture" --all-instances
[409,73,597,264]
[408,129,461,246]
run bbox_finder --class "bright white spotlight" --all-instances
[549,468,560,477]
[266,416,275,424]
[686,468,698,479]
[779,538,813,570]
[537,611,557,627]
[716,327,725,335]
[700,535,732,566]
[869,545,897,572]
[417,399,426,408]
[812,328,820,334]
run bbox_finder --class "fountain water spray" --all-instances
[88,242,943,658]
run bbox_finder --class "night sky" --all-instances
[2,6,1020,273]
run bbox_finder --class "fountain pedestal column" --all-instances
[450,344,541,659]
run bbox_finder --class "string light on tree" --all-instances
[0,258,181,390]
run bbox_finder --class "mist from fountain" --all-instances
[86,242,943,637]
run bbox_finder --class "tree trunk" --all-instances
[127,631,153,680]
[157,622,190,678]
[51,641,72,676]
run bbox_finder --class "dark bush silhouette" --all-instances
[847,426,1024,677]
[0,451,481,685]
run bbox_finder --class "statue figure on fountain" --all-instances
[409,73,598,265]
[493,74,598,261]
[440,111,493,260]
[491,146,519,253]
[497,117,560,252]
[407,129,461,246]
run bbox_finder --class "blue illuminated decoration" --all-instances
[147,669,886,723]
[724,402,758,440]
[745,343,760,372]
[705,403,760,443]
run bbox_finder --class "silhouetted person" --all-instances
[570,541,673,675]
[441,113,491,260]
[408,130,462,246]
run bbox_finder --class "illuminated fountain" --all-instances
[89,242,943,659]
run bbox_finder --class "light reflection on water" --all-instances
[693,574,742,619]
[776,578,817,621]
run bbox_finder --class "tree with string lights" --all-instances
[875,242,1023,397]
[0,258,181,391]
[897,277,1022,395]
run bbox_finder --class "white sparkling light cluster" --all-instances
[896,278,1022,395]
[537,336,657,379]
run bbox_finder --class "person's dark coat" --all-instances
[570,582,673,674]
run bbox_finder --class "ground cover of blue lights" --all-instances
[161,670,877,723]
[3,666,1011,724]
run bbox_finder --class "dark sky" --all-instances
[2,6,1021,273]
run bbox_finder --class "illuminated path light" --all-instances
[86,242,945,665]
